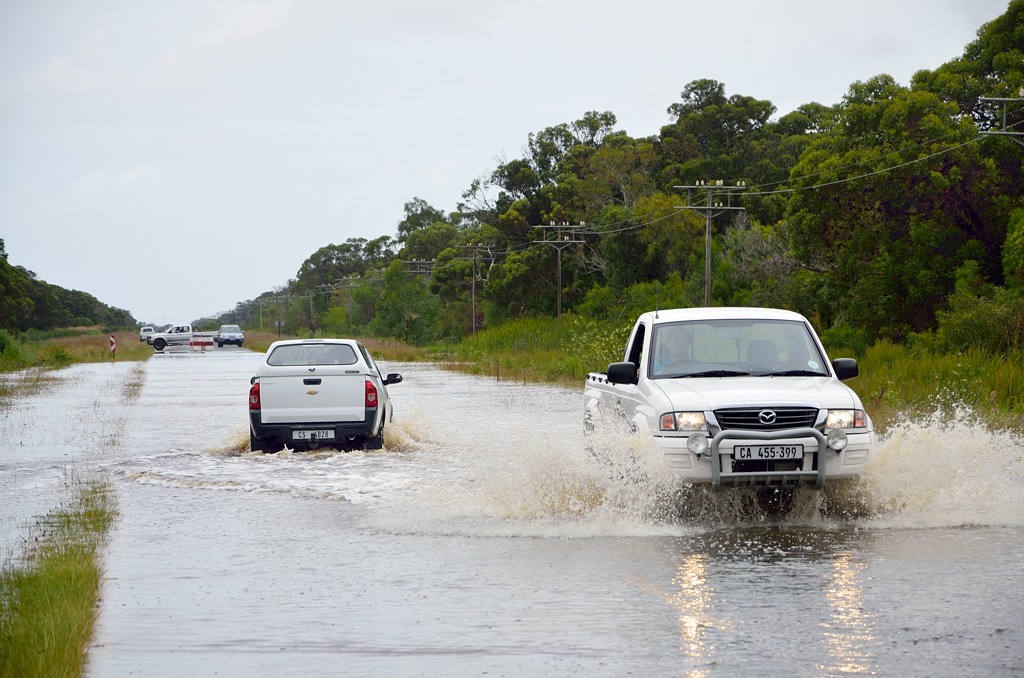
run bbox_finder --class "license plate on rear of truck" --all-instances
[734,444,803,460]
[292,429,335,441]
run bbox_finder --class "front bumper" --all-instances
[656,427,874,490]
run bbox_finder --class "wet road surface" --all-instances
[1,349,1022,676]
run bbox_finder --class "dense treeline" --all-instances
[212,4,1022,354]
[0,239,136,332]
[7,6,1021,355]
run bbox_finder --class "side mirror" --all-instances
[606,362,638,385]
[384,373,403,386]
[832,358,859,380]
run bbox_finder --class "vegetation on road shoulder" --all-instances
[0,480,117,678]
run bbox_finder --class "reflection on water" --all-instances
[822,552,878,676]
[670,553,715,678]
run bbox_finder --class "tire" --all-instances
[216,341,223,348]
[152,338,166,351]
[365,427,384,450]
[250,432,281,454]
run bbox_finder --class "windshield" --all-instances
[650,319,828,379]
[221,325,241,333]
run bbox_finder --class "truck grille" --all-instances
[713,407,819,431]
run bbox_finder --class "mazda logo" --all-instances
[758,410,777,425]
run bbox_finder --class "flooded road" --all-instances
[2,350,1022,676]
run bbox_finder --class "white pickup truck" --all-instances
[583,307,876,490]
[147,324,216,351]
[247,338,403,453]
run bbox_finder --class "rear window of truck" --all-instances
[267,343,358,366]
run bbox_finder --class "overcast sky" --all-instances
[0,0,1011,326]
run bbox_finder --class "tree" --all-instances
[370,261,437,345]
[402,222,458,261]
[786,75,995,339]
[396,198,447,243]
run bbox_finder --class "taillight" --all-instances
[365,380,378,408]
[249,382,261,411]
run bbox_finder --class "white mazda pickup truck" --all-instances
[248,338,403,453]
[583,307,876,490]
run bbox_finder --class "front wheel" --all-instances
[216,341,223,348]
[152,338,166,351]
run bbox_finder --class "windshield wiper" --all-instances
[760,369,827,377]
[679,370,751,378]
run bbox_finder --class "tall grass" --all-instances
[0,481,117,678]
[440,315,632,385]
[844,341,1024,431]
[0,329,151,373]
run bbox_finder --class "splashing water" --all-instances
[372,402,1024,536]
[856,406,1024,528]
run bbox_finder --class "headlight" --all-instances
[826,409,867,429]
[659,411,706,431]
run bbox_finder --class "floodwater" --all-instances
[1,349,1022,677]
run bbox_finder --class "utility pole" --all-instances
[401,260,434,281]
[533,222,586,319]
[980,89,1024,148]
[675,180,747,307]
[458,245,495,334]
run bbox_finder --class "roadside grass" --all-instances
[0,480,117,678]
[0,329,150,372]
[436,315,631,387]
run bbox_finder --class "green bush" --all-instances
[929,286,1024,354]
[0,330,25,370]
[39,346,74,369]
[820,323,872,358]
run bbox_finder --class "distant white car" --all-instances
[248,338,403,453]
[139,326,155,342]
[216,325,244,347]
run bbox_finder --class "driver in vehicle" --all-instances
[654,327,692,373]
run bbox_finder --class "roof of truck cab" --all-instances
[641,307,808,323]
[265,338,361,349]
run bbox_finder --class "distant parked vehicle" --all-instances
[148,324,214,351]
[139,326,155,342]
[216,325,245,348]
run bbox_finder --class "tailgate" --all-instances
[259,372,365,424]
